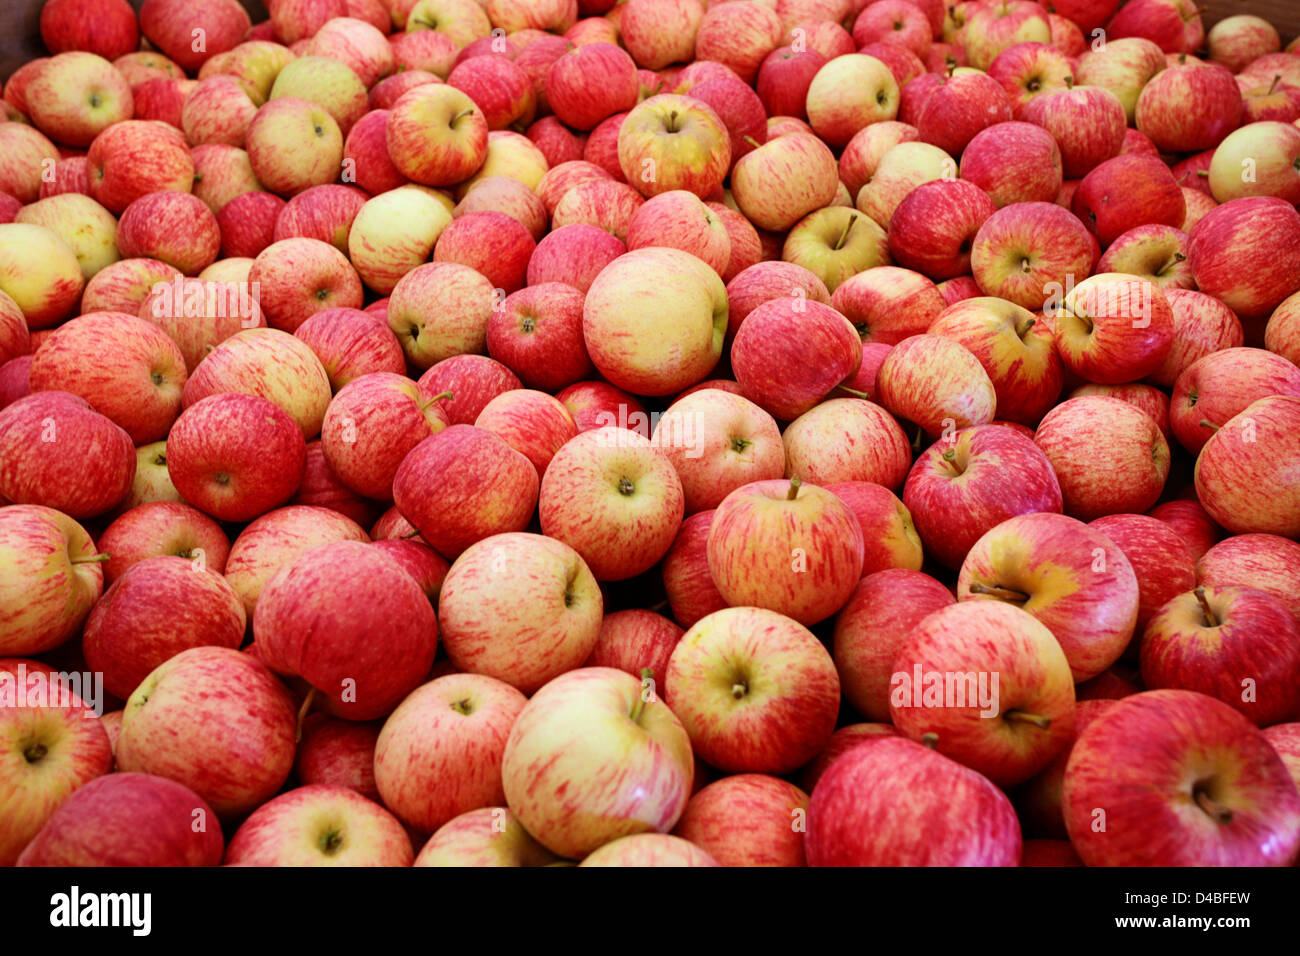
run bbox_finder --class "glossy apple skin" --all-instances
[501,666,694,860]
[1015,699,1119,839]
[672,773,810,867]
[224,784,414,866]
[254,540,439,721]
[891,601,1076,787]
[666,606,840,774]
[969,201,1094,311]
[1197,534,1300,624]
[413,806,561,867]
[662,510,728,631]
[115,647,297,819]
[824,481,923,576]
[579,832,719,867]
[418,355,523,427]
[960,121,1063,208]
[1089,514,1198,635]
[1063,689,1300,866]
[1072,154,1186,248]
[1151,288,1243,387]
[807,735,1022,866]
[1189,196,1300,322]
[16,772,222,867]
[796,723,901,793]
[904,424,1063,569]
[1194,396,1300,538]
[1148,499,1220,563]
[958,512,1140,681]
[877,333,998,435]
[1052,273,1175,385]
[1263,724,1300,795]
[1141,586,1300,727]
[585,609,683,691]
[295,714,382,800]
[1135,60,1242,153]
[1170,347,1300,455]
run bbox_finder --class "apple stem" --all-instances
[451,108,475,124]
[1198,419,1221,432]
[1004,709,1051,729]
[742,135,763,149]
[648,598,670,615]
[295,687,317,743]
[71,553,111,565]
[1269,74,1282,95]
[786,475,802,500]
[835,384,871,399]
[419,390,453,411]
[1193,787,1234,825]
[1194,585,1218,628]
[832,213,857,251]
[628,667,654,723]
[969,581,1030,603]
[920,732,939,750]
[1017,317,1035,338]
[400,528,422,540]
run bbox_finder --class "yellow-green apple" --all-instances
[890,600,1076,786]
[585,609,683,688]
[1198,533,1300,624]
[962,0,1050,70]
[617,93,731,199]
[119,440,181,511]
[1171,347,1300,455]
[1149,498,1220,562]
[725,261,831,340]
[1063,688,1300,865]
[201,39,295,102]
[25,52,132,148]
[0,663,113,866]
[582,247,726,396]
[249,237,365,333]
[486,284,591,391]
[1094,223,1193,290]
[671,773,808,867]
[904,424,1063,570]
[1072,155,1185,248]
[888,180,997,282]
[960,121,1063,208]
[348,185,453,295]
[538,427,683,581]
[392,425,540,559]
[293,307,406,390]
[0,223,84,330]
[805,54,899,149]
[731,299,860,421]
[838,120,918,201]
[0,392,134,519]
[662,510,727,630]
[98,502,231,585]
[833,569,954,720]
[225,784,413,866]
[403,0,491,45]
[829,266,944,347]
[969,202,1094,311]
[437,531,600,692]
[13,194,119,280]
[1136,60,1242,153]
[15,772,222,867]
[1108,0,1203,53]
[957,511,1139,680]
[1089,513,1197,636]
[650,388,784,514]
[1142,584,1300,726]
[295,713,381,798]
[182,328,333,439]
[456,129,548,196]
[781,398,912,489]
[457,175,549,241]
[485,0,576,33]
[254,540,438,720]
[1189,197,1300,323]
[782,206,888,292]
[321,372,451,500]
[1209,122,1300,205]
[824,481,922,575]
[626,190,729,277]
[1195,395,1300,537]
[0,506,104,656]
[1263,723,1300,793]
[386,261,495,370]
[693,0,781,82]
[386,83,489,188]
[40,0,138,59]
[413,806,561,867]
[418,355,522,426]
[0,124,60,206]
[116,646,296,818]
[877,333,998,435]
[1207,15,1280,72]
[28,312,186,445]
[707,478,863,625]
[926,296,1062,426]
[82,556,246,702]
[166,393,307,522]
[502,666,692,858]
[620,0,703,70]
[140,0,250,72]
[222,505,368,618]
[807,735,1022,865]
[855,140,956,228]
[666,606,839,772]
[1022,85,1125,180]
[273,184,368,254]
[434,211,536,294]
[374,673,528,832]
[1033,395,1170,519]
[139,278,266,374]
[1052,273,1174,385]
[579,832,719,866]
[246,97,344,197]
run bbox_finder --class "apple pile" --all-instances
[2,0,1300,869]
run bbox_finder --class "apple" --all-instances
[1023,85,1126,180]
[0,392,134,520]
[1262,724,1300,794]
[577,833,717,867]
[393,425,539,559]
[1240,75,1300,125]
[969,202,1094,312]
[456,176,549,241]
[707,477,863,625]
[877,333,998,436]
[1208,121,1300,205]
[294,307,406,390]
[661,510,728,631]
[731,298,861,421]
[225,784,413,866]
[916,71,1014,157]
[782,206,889,292]
[342,110,407,196]
[1189,197,1300,322]
[293,715,378,800]
[140,0,250,72]
[245,97,345,198]
[584,609,683,690]
[182,76,259,148]
[855,140,954,229]
[1148,499,1221,563]
[1073,36,1165,125]
[537,160,613,218]
[308,16,395,87]
[1198,534,1300,625]
[692,0,781,83]
[805,54,900,149]
[822,481,921,575]
[386,260,496,371]
[432,211,536,295]
[827,267,941,350]
[1107,0,1204,52]
[1195,396,1300,538]
[417,354,522,427]
[1171,347,1300,456]
[98,502,231,585]
[40,0,139,60]
[0,124,61,206]
[756,45,827,120]
[1063,688,1300,866]
[1088,513,1198,637]
[620,0,704,70]
[888,179,997,282]
[626,190,730,277]
[274,185,368,254]
[447,55,536,131]
[672,773,809,867]
[1136,59,1243,153]
[617,93,731,199]
[838,120,918,201]
[807,735,1022,866]
[1093,225,1193,295]
[550,179,645,239]
[13,193,119,281]
[138,277,266,374]
[25,52,132,149]
[484,283,591,392]
[389,27,460,76]
[1051,273,1174,386]
[0,222,85,329]
[958,511,1140,681]
[725,261,831,340]
[413,806,561,867]
[781,398,913,490]
[987,41,1075,118]
[348,185,453,295]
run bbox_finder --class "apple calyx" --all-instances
[449,697,475,716]
[295,687,318,743]
[1019,256,1033,274]
[617,476,636,496]
[1003,710,1052,729]
[968,581,1030,604]
[786,475,802,500]
[23,742,48,763]
[731,680,748,699]
[1193,785,1234,825]
[318,828,345,856]
[920,732,939,750]
[1194,585,1219,628]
